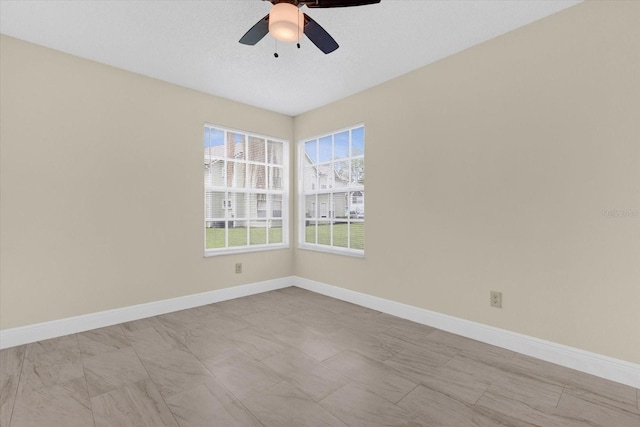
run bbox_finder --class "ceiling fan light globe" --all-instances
[269,3,304,42]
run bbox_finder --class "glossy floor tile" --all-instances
[91,379,177,427]
[10,377,93,427]
[139,348,214,399]
[243,382,347,427]
[1,287,638,427]
[398,384,496,427]
[222,327,288,362]
[165,377,262,427]
[323,350,418,403]
[320,382,426,426]
[77,325,130,358]
[262,348,350,402]
[202,349,282,400]
[83,347,150,397]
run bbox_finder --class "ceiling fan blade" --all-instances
[239,14,269,45]
[303,14,339,54]
[305,0,380,8]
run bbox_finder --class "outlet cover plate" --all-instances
[490,291,502,308]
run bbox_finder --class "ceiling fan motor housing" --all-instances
[240,0,381,54]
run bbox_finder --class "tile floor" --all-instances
[1,287,638,427]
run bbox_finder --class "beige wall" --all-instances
[0,35,294,329]
[294,1,640,364]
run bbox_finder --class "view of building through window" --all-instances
[204,125,288,254]
[300,125,365,254]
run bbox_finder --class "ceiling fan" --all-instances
[239,0,381,55]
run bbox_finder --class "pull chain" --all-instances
[297,8,301,49]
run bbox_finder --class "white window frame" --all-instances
[298,124,365,257]
[204,124,289,256]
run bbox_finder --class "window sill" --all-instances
[204,244,289,257]
[297,244,365,258]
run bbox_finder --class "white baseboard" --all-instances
[0,277,294,350]
[2,275,638,388]
[293,276,640,389]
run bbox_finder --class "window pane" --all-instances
[267,140,283,165]
[333,192,348,219]
[228,222,247,247]
[205,225,226,249]
[318,164,332,190]
[204,163,213,187]
[334,161,350,188]
[305,221,316,244]
[318,194,330,219]
[205,127,224,150]
[247,164,266,189]
[333,222,349,248]
[351,127,364,156]
[304,166,317,191]
[227,132,245,160]
[250,221,267,245]
[304,140,317,163]
[269,223,283,244]
[318,222,331,246]
[349,191,364,219]
[351,158,364,185]
[350,222,364,250]
[252,194,267,219]
[205,191,226,220]
[205,160,225,187]
[231,193,248,219]
[270,194,283,218]
[334,131,349,160]
[205,129,225,181]
[319,136,332,163]
[268,166,283,190]
[226,161,245,188]
[305,195,316,219]
[248,136,265,163]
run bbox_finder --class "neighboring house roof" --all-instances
[303,152,352,186]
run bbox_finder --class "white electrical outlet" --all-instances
[235,263,242,274]
[490,291,502,308]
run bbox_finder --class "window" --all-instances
[299,125,364,255]
[204,125,288,255]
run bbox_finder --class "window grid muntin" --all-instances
[205,125,288,254]
[299,125,364,255]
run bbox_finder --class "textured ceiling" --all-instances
[0,0,581,116]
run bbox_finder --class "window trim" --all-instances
[297,124,365,257]
[204,124,289,256]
